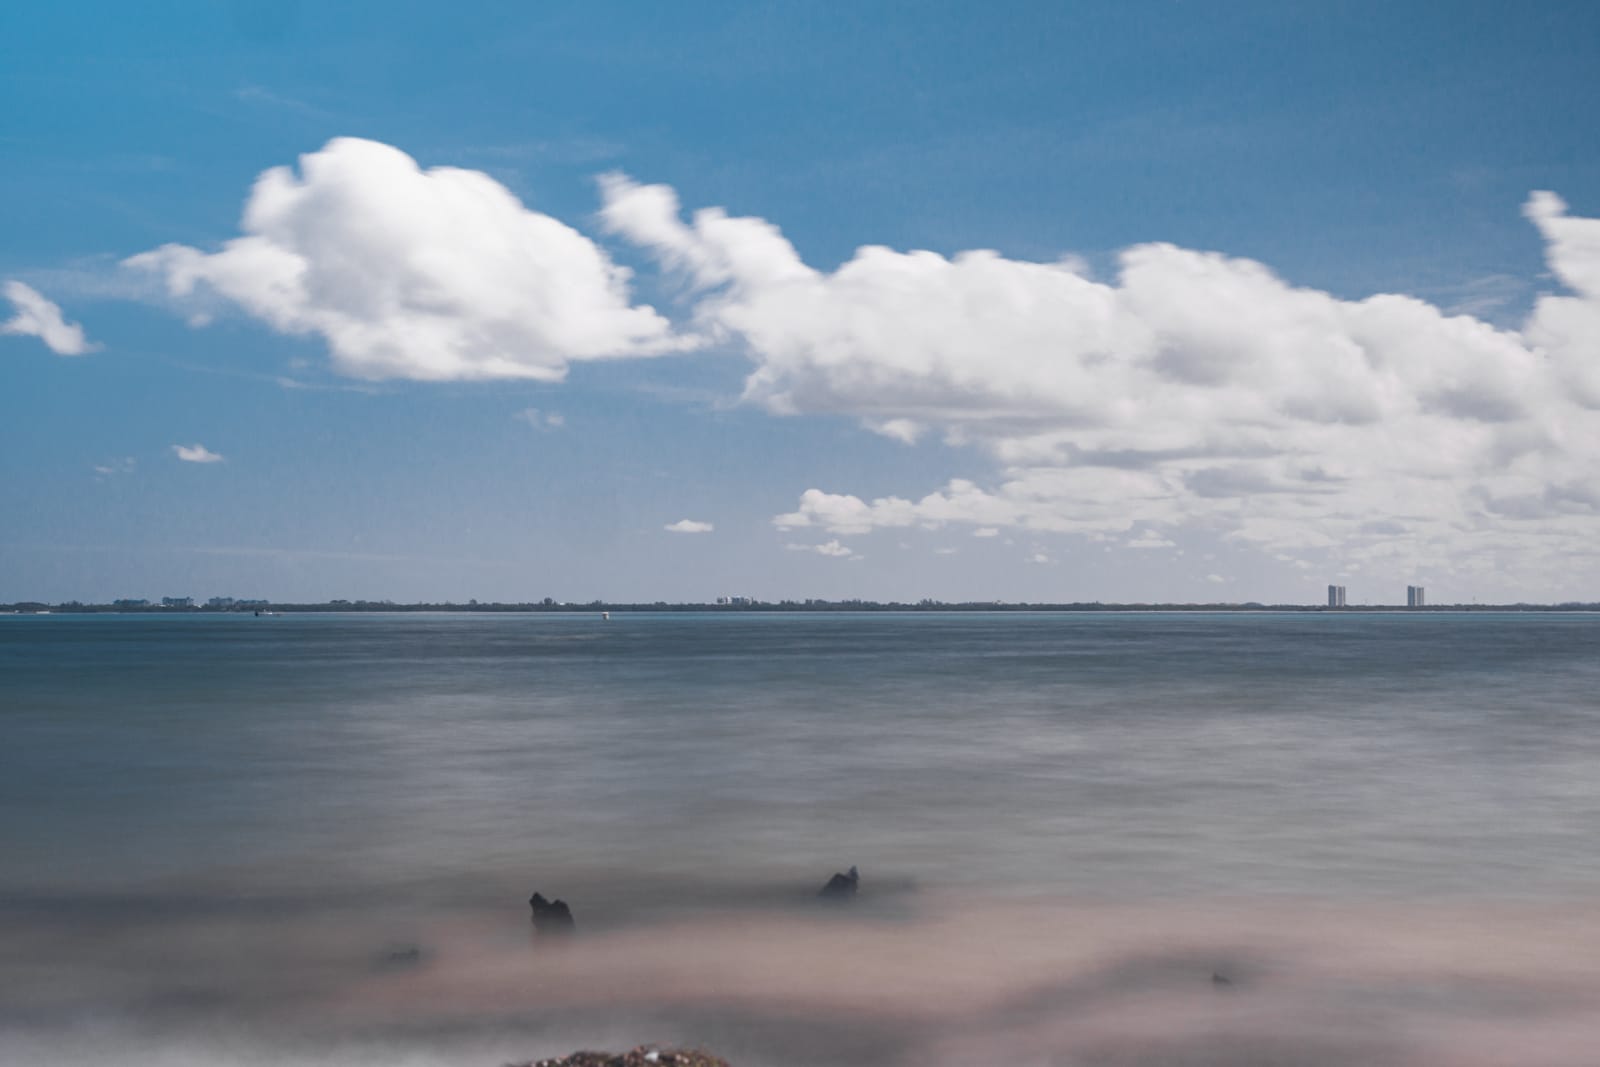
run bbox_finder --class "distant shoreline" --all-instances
[5,601,1599,614]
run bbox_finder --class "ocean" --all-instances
[4,611,1600,1065]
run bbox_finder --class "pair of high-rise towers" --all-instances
[1325,585,1426,607]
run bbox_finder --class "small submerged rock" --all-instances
[817,864,859,900]
[529,891,576,934]
[517,1046,730,1067]
[376,942,425,969]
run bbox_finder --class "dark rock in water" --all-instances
[516,1047,729,1067]
[817,864,859,900]
[529,891,576,934]
[377,942,425,968]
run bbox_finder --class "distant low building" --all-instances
[207,597,236,608]
[112,598,149,608]
[161,596,194,608]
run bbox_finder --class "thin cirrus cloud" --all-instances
[1,280,99,355]
[173,444,224,464]
[664,519,714,534]
[601,173,1600,589]
[787,540,856,558]
[514,407,566,430]
[125,138,695,382]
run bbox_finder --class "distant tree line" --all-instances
[5,599,1600,613]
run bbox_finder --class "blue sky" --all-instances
[3,1,1599,604]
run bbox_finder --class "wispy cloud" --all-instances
[665,519,714,534]
[189,544,510,568]
[455,137,627,166]
[1126,530,1176,549]
[780,543,857,559]
[233,85,328,118]
[2,281,98,355]
[0,541,503,568]
[273,375,382,394]
[514,407,566,430]
[183,544,424,563]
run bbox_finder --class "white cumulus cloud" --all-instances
[127,138,691,382]
[173,444,224,463]
[2,281,98,355]
[664,519,714,534]
[1523,191,1600,407]
[604,176,1600,592]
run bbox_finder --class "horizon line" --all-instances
[4,599,1598,614]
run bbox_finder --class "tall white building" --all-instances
[1327,585,1347,607]
[1407,585,1426,608]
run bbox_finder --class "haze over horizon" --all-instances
[5,3,1600,605]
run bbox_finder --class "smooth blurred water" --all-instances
[5,610,1600,904]
[5,611,1600,1066]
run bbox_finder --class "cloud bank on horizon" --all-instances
[116,138,1600,587]
[600,172,1600,585]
